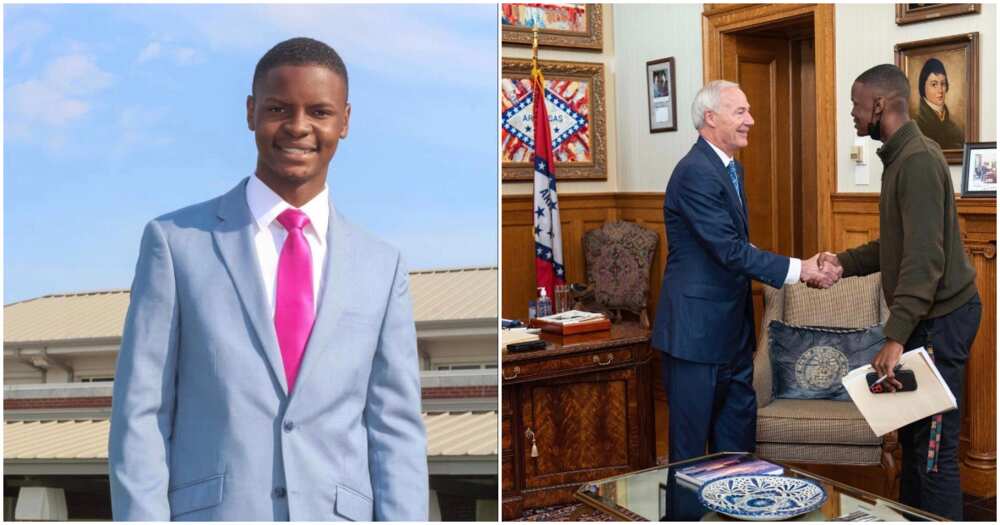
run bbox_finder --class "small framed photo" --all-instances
[647,57,678,133]
[961,142,996,197]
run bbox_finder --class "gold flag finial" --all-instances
[531,27,542,81]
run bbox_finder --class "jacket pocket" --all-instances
[168,474,224,519]
[334,484,373,521]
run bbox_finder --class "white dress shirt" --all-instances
[246,174,329,316]
[703,138,801,285]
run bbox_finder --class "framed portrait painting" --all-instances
[647,57,678,133]
[961,142,996,197]
[895,32,979,164]
[501,4,603,51]
[501,58,607,181]
[895,4,981,25]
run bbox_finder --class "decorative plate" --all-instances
[698,475,827,521]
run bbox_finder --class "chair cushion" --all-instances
[757,399,881,446]
[783,274,885,328]
[756,442,883,467]
[583,221,658,313]
[768,322,886,400]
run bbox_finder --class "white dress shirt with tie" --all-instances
[245,173,328,315]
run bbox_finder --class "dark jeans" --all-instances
[898,293,981,520]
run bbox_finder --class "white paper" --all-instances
[841,347,956,436]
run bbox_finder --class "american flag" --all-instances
[531,65,565,299]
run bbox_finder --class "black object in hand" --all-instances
[866,369,917,393]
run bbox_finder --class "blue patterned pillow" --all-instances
[768,321,886,401]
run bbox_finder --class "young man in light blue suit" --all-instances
[108,37,428,521]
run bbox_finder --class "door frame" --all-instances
[702,3,837,250]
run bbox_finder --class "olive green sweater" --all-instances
[836,121,977,344]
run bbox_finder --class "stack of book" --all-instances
[529,310,610,335]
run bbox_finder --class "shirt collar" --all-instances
[703,137,734,167]
[246,174,330,244]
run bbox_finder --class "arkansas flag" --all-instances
[531,66,566,299]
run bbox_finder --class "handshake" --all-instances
[800,252,843,289]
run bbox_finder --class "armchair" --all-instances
[753,273,900,496]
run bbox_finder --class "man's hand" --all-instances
[871,340,905,391]
[801,252,841,288]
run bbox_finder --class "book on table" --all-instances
[674,455,784,488]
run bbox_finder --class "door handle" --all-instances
[525,428,539,458]
[502,366,520,380]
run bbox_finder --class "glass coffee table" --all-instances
[576,452,948,521]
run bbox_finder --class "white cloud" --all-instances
[137,41,162,63]
[173,47,200,65]
[136,40,202,66]
[6,19,51,54]
[183,5,493,87]
[6,53,114,144]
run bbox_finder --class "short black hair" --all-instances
[252,37,348,98]
[917,58,948,99]
[855,64,911,104]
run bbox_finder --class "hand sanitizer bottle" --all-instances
[537,287,553,318]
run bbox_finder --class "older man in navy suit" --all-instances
[651,80,839,464]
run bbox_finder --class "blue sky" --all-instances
[4,4,498,303]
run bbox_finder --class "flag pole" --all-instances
[531,27,542,82]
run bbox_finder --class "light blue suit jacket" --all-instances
[109,178,428,521]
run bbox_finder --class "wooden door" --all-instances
[722,33,794,329]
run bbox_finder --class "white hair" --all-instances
[691,80,740,130]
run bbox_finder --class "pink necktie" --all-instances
[275,208,315,392]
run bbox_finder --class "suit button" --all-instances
[273,487,286,499]
[283,420,294,432]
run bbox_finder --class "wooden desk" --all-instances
[501,323,656,520]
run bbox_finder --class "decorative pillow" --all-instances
[768,321,886,401]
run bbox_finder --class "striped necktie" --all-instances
[727,160,743,208]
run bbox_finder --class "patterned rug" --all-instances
[515,503,616,522]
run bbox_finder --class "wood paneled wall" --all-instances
[503,191,997,497]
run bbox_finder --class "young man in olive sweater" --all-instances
[820,64,980,520]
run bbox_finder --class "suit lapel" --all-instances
[212,178,289,396]
[696,138,748,238]
[287,207,352,401]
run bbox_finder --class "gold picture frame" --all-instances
[501,4,603,51]
[895,32,979,164]
[895,3,981,25]
[501,58,607,181]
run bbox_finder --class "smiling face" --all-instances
[705,87,754,156]
[247,64,350,195]
[923,72,948,106]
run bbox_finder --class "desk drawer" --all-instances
[502,346,636,383]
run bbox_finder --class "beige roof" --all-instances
[409,267,497,323]
[4,267,496,345]
[424,411,497,456]
[4,419,110,459]
[4,291,130,346]
[5,412,497,460]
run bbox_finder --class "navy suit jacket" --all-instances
[652,137,789,364]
